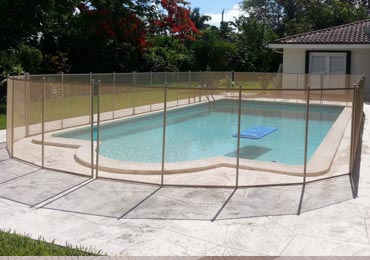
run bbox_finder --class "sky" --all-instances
[187,0,245,26]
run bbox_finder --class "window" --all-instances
[309,52,348,75]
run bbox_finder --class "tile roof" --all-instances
[274,19,370,44]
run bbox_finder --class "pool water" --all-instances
[55,100,344,165]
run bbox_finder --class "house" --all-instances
[269,19,370,100]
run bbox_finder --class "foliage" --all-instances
[242,0,369,37]
[153,0,200,41]
[18,44,43,74]
[190,8,211,30]
[192,28,238,71]
[0,0,369,76]
[0,49,23,76]
[144,36,193,71]
[234,17,280,72]
[0,230,102,256]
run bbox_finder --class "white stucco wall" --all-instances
[351,49,370,99]
[281,47,370,99]
[282,49,306,74]
[281,49,306,89]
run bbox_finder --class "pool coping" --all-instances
[31,99,352,177]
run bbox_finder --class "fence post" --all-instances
[320,73,324,104]
[235,85,243,187]
[25,73,30,136]
[11,77,15,157]
[90,79,95,178]
[296,73,299,103]
[298,84,311,215]
[161,84,168,186]
[95,80,101,179]
[42,77,46,168]
[207,70,210,87]
[349,84,358,175]
[188,71,191,104]
[199,70,202,102]
[112,72,115,119]
[89,73,92,124]
[61,72,64,129]
[303,85,310,183]
[132,71,136,115]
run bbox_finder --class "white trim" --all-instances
[269,43,370,49]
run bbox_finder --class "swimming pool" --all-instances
[54,100,344,165]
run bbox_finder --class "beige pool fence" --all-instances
[6,72,365,193]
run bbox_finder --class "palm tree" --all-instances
[190,8,211,30]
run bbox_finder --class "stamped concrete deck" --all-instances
[0,104,369,256]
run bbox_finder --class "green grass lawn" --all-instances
[0,230,102,256]
[10,80,275,127]
[15,86,217,126]
[0,103,5,130]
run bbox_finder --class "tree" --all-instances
[190,8,211,30]
[192,28,238,71]
[234,17,280,72]
[242,0,286,36]
[0,0,199,73]
[67,0,199,72]
[0,0,79,73]
[152,0,200,41]
[242,0,369,37]
[143,36,193,71]
[18,44,43,74]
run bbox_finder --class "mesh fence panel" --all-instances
[135,72,152,86]
[234,72,281,90]
[97,84,163,184]
[6,78,13,156]
[63,74,91,84]
[307,89,352,183]
[152,72,166,86]
[62,83,91,128]
[132,87,150,114]
[165,71,178,86]
[44,81,93,176]
[13,78,42,166]
[99,84,114,121]
[29,74,62,83]
[28,79,43,136]
[352,77,365,172]
[93,73,114,85]
[113,85,134,118]
[115,73,134,86]
[178,72,191,86]
[190,72,201,87]
[208,71,233,88]
[44,79,63,132]
[162,87,237,186]
[237,88,306,186]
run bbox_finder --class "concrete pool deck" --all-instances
[0,104,369,256]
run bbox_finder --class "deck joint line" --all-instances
[211,188,237,222]
[118,186,162,220]
[0,169,41,185]
[31,177,96,209]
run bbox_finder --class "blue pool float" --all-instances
[233,126,277,139]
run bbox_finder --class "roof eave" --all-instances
[269,43,370,49]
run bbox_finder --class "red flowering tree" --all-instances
[69,0,199,72]
[152,0,200,41]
